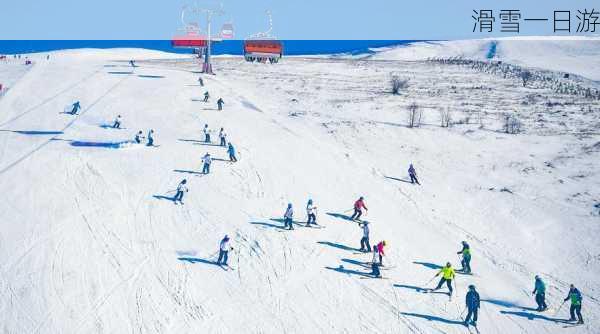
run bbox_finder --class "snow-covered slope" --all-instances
[0,44,599,333]
[372,36,600,81]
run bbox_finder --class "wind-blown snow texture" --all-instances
[0,39,599,333]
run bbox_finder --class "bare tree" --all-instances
[520,70,532,87]
[407,103,422,128]
[503,113,521,134]
[439,108,452,127]
[391,75,409,95]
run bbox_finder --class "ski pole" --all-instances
[424,275,437,287]
[554,300,566,316]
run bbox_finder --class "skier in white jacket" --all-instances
[306,199,317,226]
[284,203,294,230]
[202,153,212,174]
[217,235,232,266]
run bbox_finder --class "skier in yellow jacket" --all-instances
[432,262,456,296]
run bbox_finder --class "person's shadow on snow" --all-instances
[325,265,372,278]
[400,312,465,325]
[317,241,360,252]
[153,194,175,202]
[177,257,219,265]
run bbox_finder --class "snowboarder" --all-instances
[374,240,386,265]
[202,153,212,174]
[408,163,420,185]
[203,124,211,143]
[371,260,381,278]
[219,128,227,146]
[217,235,232,266]
[227,143,238,162]
[217,98,225,111]
[457,241,472,273]
[134,130,144,144]
[203,91,210,102]
[283,203,294,230]
[70,101,81,115]
[147,129,154,146]
[432,262,455,296]
[464,285,480,327]
[350,196,368,221]
[563,284,583,324]
[306,199,317,226]
[112,115,122,129]
[532,275,548,311]
[358,221,371,252]
[198,77,204,87]
[173,179,188,204]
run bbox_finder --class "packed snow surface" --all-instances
[0,40,599,333]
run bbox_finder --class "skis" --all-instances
[359,276,389,280]
[219,264,235,271]
[304,224,326,229]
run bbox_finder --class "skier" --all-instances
[217,235,233,266]
[219,128,227,147]
[408,163,420,185]
[203,124,211,143]
[350,196,368,221]
[563,284,583,324]
[217,98,225,111]
[306,199,317,226]
[173,179,188,204]
[374,240,386,265]
[112,115,122,129]
[358,221,371,252]
[457,241,472,273]
[202,153,212,174]
[198,77,204,87]
[464,285,480,327]
[129,60,136,68]
[227,143,238,162]
[203,91,210,102]
[283,203,294,230]
[147,129,155,146]
[432,262,455,296]
[134,130,144,144]
[532,275,548,311]
[70,101,81,115]
[370,260,382,278]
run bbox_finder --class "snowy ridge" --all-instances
[0,40,599,333]
[371,36,600,81]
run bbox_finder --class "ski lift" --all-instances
[220,23,234,39]
[171,8,207,51]
[243,11,283,64]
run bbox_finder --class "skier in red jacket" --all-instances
[350,196,368,221]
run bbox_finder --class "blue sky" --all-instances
[0,0,598,40]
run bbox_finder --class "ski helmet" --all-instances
[468,285,475,290]
[446,262,452,267]
[359,196,364,200]
[382,240,387,246]
[535,275,540,280]
[308,199,313,204]
[288,203,292,207]
[182,179,187,184]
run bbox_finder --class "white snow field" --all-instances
[0,40,599,333]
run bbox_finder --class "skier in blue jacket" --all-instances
[464,285,480,327]
[227,143,237,162]
[532,275,548,311]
